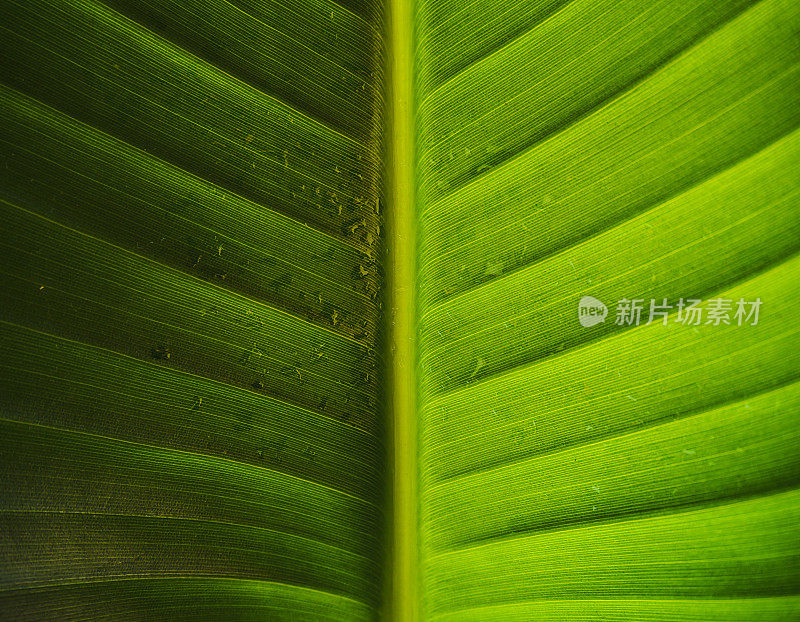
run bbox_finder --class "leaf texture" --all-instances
[2,0,799,619]
[0,0,386,619]
[415,0,800,618]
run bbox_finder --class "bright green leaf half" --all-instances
[415,0,800,619]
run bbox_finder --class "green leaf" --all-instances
[2,0,799,619]
[0,0,385,619]
[415,0,800,619]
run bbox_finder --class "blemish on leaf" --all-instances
[151,345,171,360]
[354,263,370,279]
[469,357,486,379]
[343,217,366,236]
[484,262,503,277]
[305,444,317,461]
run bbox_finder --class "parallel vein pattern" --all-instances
[0,0,385,619]
[415,0,800,618]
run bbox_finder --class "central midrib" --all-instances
[386,0,418,618]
